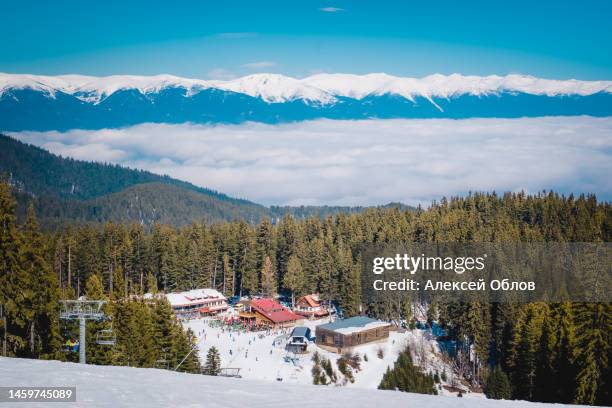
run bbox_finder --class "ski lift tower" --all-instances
[59,299,107,364]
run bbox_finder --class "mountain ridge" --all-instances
[2,72,611,104]
[3,72,611,131]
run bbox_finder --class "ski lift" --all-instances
[95,323,116,346]
[154,358,170,369]
[219,367,242,378]
[154,348,170,370]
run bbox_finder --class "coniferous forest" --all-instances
[0,179,610,405]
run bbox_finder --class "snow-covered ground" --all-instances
[184,315,469,395]
[0,357,592,408]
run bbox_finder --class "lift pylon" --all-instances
[59,299,107,364]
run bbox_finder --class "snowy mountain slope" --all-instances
[2,72,612,131]
[308,73,612,98]
[0,357,591,408]
[209,73,336,104]
[0,73,210,104]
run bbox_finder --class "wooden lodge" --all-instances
[293,294,330,319]
[315,316,390,353]
[238,298,303,329]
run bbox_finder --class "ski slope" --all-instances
[0,357,592,408]
[184,317,460,391]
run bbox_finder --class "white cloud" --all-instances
[319,7,344,12]
[11,117,612,207]
[242,61,277,70]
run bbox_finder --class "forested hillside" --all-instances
[15,183,271,228]
[0,134,270,226]
[0,134,253,202]
[1,135,390,227]
[1,181,610,404]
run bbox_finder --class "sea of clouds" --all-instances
[11,117,612,206]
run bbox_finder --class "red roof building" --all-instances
[294,294,330,319]
[239,298,302,328]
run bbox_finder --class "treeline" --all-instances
[1,179,611,404]
[0,182,200,372]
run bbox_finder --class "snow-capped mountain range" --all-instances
[1,72,611,131]
[2,72,611,104]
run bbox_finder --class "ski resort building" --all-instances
[238,298,303,329]
[286,326,312,353]
[164,288,228,319]
[293,294,330,319]
[315,316,391,353]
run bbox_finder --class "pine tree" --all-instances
[150,299,175,361]
[260,255,275,298]
[146,273,158,294]
[485,366,512,400]
[221,252,233,296]
[0,182,30,356]
[173,327,200,373]
[203,346,221,376]
[535,302,576,403]
[283,255,303,307]
[255,218,276,295]
[508,303,547,400]
[114,300,156,368]
[112,265,126,300]
[337,356,355,383]
[573,303,610,405]
[19,205,60,358]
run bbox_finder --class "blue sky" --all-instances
[2,0,611,79]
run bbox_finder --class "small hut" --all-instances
[286,327,311,353]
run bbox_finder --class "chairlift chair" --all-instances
[155,348,170,369]
[154,358,170,369]
[95,323,116,346]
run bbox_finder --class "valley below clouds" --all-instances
[11,117,612,207]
